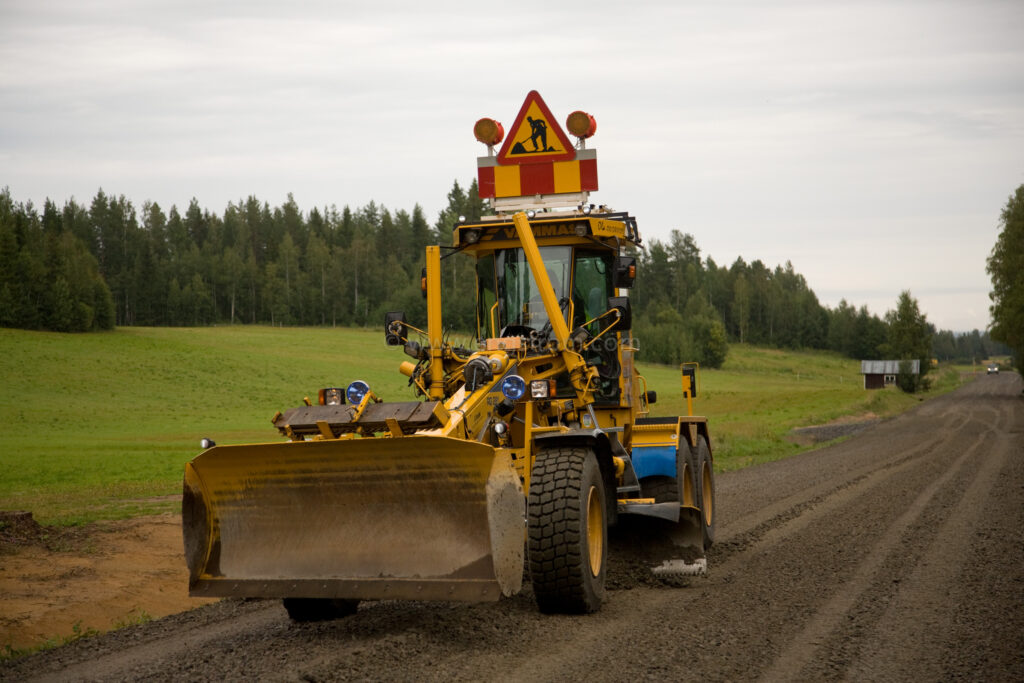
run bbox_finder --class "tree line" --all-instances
[625,228,1006,376]
[0,189,114,331]
[2,183,995,378]
[987,184,1024,367]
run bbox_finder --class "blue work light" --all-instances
[499,374,526,401]
[346,380,370,404]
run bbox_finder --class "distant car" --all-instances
[987,364,999,374]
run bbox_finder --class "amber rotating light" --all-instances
[566,110,596,139]
[474,118,505,145]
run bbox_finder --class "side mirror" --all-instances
[384,311,407,346]
[613,256,636,288]
[607,296,632,331]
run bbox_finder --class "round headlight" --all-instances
[499,374,526,401]
[346,380,370,404]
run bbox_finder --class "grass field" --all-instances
[0,327,970,525]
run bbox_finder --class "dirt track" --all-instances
[3,373,1022,682]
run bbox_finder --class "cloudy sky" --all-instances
[2,0,1022,331]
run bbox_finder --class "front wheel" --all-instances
[283,598,359,622]
[528,446,607,614]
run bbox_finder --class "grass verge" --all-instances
[0,328,975,524]
[641,344,970,471]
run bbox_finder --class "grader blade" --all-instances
[183,436,524,602]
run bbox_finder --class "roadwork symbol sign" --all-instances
[496,90,576,165]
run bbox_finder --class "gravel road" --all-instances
[4,373,1022,682]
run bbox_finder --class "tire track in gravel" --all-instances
[333,378,1007,682]
[713,400,971,548]
[840,393,1016,681]
[542,378,1016,682]
[17,601,283,683]
[758,409,997,681]
[713,412,970,566]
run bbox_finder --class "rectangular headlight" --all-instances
[318,387,344,406]
[530,379,556,399]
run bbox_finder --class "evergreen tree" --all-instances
[410,204,430,256]
[884,291,932,392]
[92,278,115,330]
[731,273,751,343]
[46,276,75,331]
[0,283,15,327]
[184,198,207,247]
[277,233,300,323]
[221,247,246,324]
[167,278,183,325]
[305,235,330,325]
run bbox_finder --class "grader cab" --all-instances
[182,92,715,618]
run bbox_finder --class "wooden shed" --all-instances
[861,360,920,389]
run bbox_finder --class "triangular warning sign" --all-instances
[496,91,576,165]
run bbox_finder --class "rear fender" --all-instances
[631,419,681,479]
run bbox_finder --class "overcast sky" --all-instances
[2,0,1022,332]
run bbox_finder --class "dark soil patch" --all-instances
[788,418,880,445]
[0,511,93,554]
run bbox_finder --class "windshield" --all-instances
[571,251,612,333]
[495,246,571,335]
[476,246,615,339]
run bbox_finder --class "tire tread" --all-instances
[528,446,605,613]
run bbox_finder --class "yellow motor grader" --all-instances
[182,94,715,619]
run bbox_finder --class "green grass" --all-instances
[0,328,971,525]
[0,620,100,662]
[0,326,415,524]
[0,610,151,662]
[638,344,968,471]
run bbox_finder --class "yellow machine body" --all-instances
[182,208,715,612]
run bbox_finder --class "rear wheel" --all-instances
[644,475,677,502]
[283,598,359,622]
[644,443,697,506]
[528,446,607,614]
[679,444,698,508]
[692,435,716,549]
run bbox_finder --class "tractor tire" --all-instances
[692,435,716,549]
[679,442,699,509]
[644,444,697,505]
[528,446,607,614]
[283,598,359,622]
[645,475,678,502]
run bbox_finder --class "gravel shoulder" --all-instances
[3,373,1022,682]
